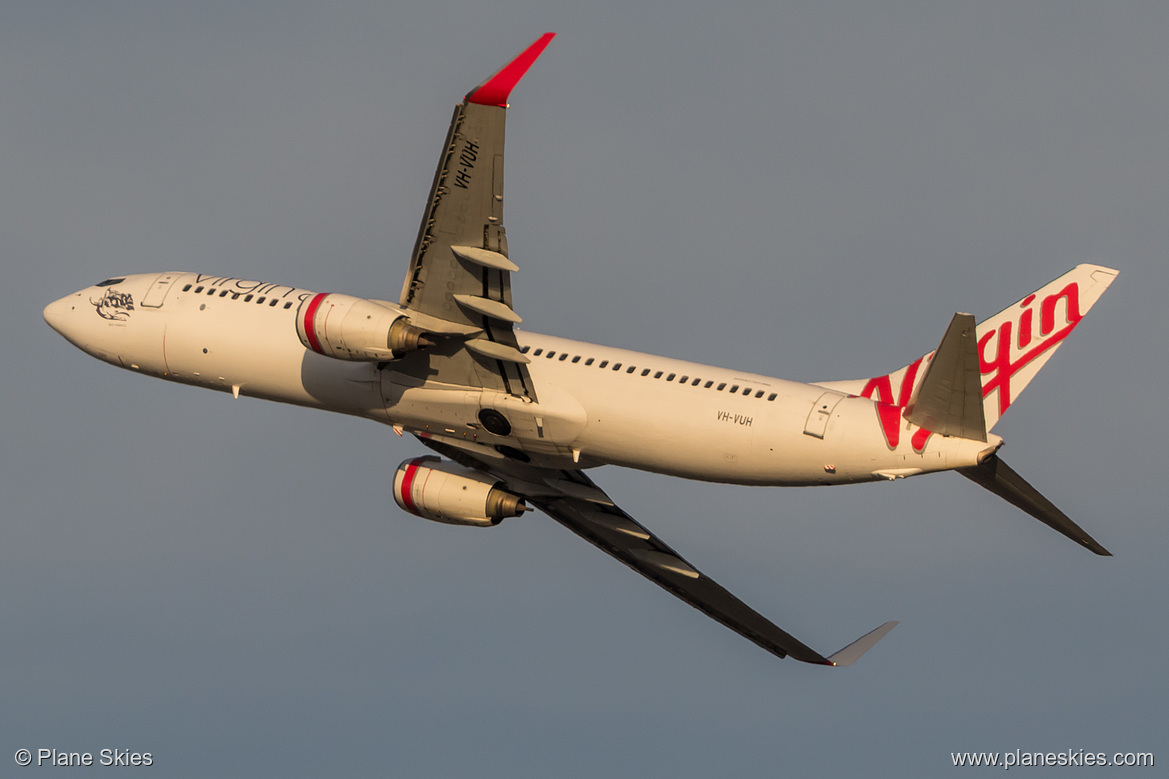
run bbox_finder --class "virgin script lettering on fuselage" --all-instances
[193,275,314,303]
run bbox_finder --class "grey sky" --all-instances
[4,2,1166,776]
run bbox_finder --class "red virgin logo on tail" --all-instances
[859,280,1083,449]
[860,358,932,451]
[979,282,1082,417]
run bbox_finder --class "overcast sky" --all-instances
[4,2,1167,776]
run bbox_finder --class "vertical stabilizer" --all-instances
[972,264,1117,429]
[816,264,1118,432]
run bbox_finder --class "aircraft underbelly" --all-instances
[568,378,972,485]
[153,291,387,420]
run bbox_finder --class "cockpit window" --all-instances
[95,278,125,287]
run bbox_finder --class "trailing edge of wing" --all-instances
[958,454,1111,556]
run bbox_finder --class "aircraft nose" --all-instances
[43,291,91,347]
[43,295,73,335]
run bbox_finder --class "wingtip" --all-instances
[466,32,556,108]
[824,620,899,667]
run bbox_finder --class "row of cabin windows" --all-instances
[181,283,294,309]
[518,344,779,401]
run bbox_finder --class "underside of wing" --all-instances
[418,437,896,666]
[533,488,836,663]
[394,34,555,401]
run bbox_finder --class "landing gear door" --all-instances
[804,391,845,439]
[478,389,586,458]
[480,391,544,444]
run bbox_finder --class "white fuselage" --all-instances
[44,272,997,487]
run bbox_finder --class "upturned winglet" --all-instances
[466,33,556,107]
[822,621,900,667]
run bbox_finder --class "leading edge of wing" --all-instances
[528,476,896,667]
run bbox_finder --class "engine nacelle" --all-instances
[393,456,527,527]
[296,292,429,361]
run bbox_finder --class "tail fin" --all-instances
[818,264,1118,431]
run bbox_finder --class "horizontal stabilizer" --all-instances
[958,455,1111,555]
[824,621,899,667]
[905,313,987,441]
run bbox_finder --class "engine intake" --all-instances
[393,456,527,527]
[296,292,430,361]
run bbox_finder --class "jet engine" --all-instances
[296,292,430,361]
[393,456,528,527]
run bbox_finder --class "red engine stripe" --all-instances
[398,457,425,516]
[302,292,328,354]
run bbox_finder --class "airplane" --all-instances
[43,33,1118,666]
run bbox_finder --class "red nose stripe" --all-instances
[302,292,328,354]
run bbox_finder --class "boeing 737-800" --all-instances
[44,34,1117,666]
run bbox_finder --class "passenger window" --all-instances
[283,302,292,309]
[704,381,714,388]
[612,363,621,371]
[572,356,580,363]
[627,366,635,373]
[585,358,594,366]
[767,393,777,401]
[182,284,192,292]
[269,299,278,307]
[257,297,266,304]
[742,387,751,395]
[559,353,568,361]
[194,286,203,293]
[244,294,253,302]
[599,361,608,368]
[533,348,543,356]
[546,351,556,358]
[654,371,663,379]
[641,369,650,377]
[207,288,215,295]
[729,385,739,393]
[679,375,689,383]
[692,378,701,386]
[220,290,229,297]
[755,390,765,398]
[666,373,675,381]
[717,383,727,391]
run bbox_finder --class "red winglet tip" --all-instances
[466,32,556,108]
